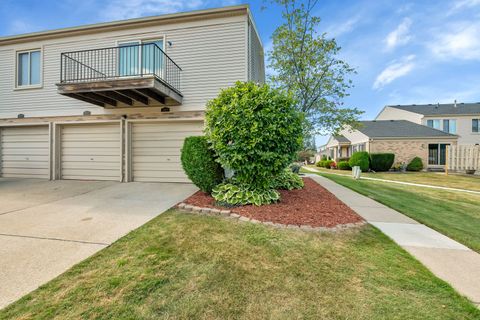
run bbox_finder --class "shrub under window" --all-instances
[369,153,395,172]
[407,157,423,171]
[349,151,369,171]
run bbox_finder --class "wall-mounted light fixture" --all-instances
[83,111,91,116]
[17,114,24,118]
[161,107,171,112]
[168,41,173,47]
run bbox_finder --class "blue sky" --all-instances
[1,0,480,145]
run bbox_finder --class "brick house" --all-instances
[324,120,458,169]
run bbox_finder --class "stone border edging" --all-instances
[177,202,366,232]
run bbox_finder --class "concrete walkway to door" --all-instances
[0,178,197,309]
[308,174,480,308]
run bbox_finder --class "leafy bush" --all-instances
[205,82,303,205]
[407,157,423,171]
[271,168,304,190]
[212,182,280,206]
[316,160,326,167]
[180,136,224,193]
[321,155,328,161]
[325,160,335,169]
[290,163,301,174]
[349,151,370,171]
[337,157,350,162]
[370,153,395,172]
[337,161,351,170]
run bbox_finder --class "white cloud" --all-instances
[373,55,415,90]
[98,0,237,20]
[431,22,480,60]
[385,18,412,50]
[326,15,362,38]
[448,0,480,14]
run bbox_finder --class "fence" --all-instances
[447,145,480,172]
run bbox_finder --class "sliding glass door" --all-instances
[428,144,449,165]
[118,40,164,78]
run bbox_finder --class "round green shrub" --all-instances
[205,81,303,205]
[271,168,304,190]
[316,160,325,167]
[325,160,335,169]
[180,136,224,194]
[349,151,370,171]
[407,157,423,171]
[370,153,395,172]
[337,161,351,170]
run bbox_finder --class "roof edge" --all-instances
[0,4,249,45]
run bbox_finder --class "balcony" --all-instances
[56,43,182,108]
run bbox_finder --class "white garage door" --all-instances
[130,121,203,182]
[0,125,50,179]
[60,123,121,181]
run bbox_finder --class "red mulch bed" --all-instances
[182,178,363,228]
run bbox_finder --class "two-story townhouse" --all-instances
[376,102,480,145]
[0,5,264,183]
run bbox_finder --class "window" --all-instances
[427,119,440,129]
[428,143,449,165]
[443,119,457,134]
[473,119,479,133]
[17,50,41,87]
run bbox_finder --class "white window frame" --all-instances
[15,48,43,89]
[443,119,457,134]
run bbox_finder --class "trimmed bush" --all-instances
[321,155,328,161]
[271,168,304,190]
[205,82,303,205]
[316,160,326,167]
[325,160,335,169]
[370,153,395,172]
[337,161,351,170]
[212,182,280,206]
[181,136,224,194]
[407,157,423,171]
[349,151,370,171]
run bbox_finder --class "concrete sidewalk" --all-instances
[308,174,480,307]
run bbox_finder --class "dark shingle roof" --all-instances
[388,103,480,116]
[334,135,350,143]
[357,120,457,138]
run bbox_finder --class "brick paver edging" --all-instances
[177,203,366,232]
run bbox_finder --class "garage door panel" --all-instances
[61,147,120,156]
[1,141,50,149]
[60,123,120,181]
[0,126,50,179]
[1,155,49,162]
[130,122,203,183]
[61,141,120,148]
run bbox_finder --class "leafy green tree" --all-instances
[267,0,363,135]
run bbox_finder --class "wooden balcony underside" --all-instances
[56,76,183,108]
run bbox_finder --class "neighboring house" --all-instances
[325,120,457,169]
[0,5,264,182]
[376,102,480,145]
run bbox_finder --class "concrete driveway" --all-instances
[0,178,197,309]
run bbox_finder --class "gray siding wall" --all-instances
[247,19,265,84]
[0,14,247,119]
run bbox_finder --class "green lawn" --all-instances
[309,171,480,253]
[307,166,480,191]
[1,210,478,319]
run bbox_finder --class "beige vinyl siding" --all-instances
[60,123,121,181]
[130,121,203,182]
[0,14,247,119]
[0,125,50,178]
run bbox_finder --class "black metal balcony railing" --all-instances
[60,43,182,94]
